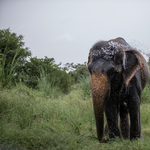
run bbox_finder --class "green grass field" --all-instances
[0,81,150,150]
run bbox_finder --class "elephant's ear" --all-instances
[87,48,92,65]
[124,49,144,87]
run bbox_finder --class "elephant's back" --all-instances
[111,37,132,51]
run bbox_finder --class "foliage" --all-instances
[21,56,58,88]
[64,62,90,83]
[1,28,150,149]
[141,86,150,103]
[0,28,31,87]
[37,68,63,97]
[147,57,150,67]
[20,57,89,93]
[73,76,91,100]
[21,56,72,93]
[0,47,19,88]
[1,83,150,149]
[0,29,89,91]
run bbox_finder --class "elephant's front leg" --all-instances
[105,98,121,139]
[120,103,130,139]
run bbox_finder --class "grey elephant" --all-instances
[87,37,150,141]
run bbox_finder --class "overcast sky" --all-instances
[0,0,150,64]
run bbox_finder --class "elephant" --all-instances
[87,37,150,141]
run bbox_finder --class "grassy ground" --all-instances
[0,82,150,150]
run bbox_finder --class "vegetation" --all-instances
[0,81,150,150]
[0,29,150,149]
[0,29,88,92]
[0,28,31,88]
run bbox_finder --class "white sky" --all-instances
[0,0,150,64]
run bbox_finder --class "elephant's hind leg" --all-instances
[128,98,141,140]
[104,123,108,136]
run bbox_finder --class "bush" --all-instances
[37,69,63,98]
[22,57,72,93]
[141,86,150,103]
[72,76,91,100]
[0,28,31,88]
[64,62,90,84]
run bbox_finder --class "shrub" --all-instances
[73,76,92,99]
[0,28,31,88]
[37,69,62,98]
[141,86,150,103]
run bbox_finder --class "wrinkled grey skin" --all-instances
[88,37,150,141]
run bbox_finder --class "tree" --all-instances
[0,28,31,87]
[21,56,72,93]
[22,56,59,88]
[64,62,90,83]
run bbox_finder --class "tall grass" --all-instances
[0,83,96,149]
[141,86,150,103]
[73,76,92,100]
[0,79,150,149]
[0,47,20,88]
[37,69,62,98]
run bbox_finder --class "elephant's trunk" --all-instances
[91,71,110,141]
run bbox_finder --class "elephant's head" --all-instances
[87,37,147,141]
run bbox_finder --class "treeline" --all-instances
[0,28,90,93]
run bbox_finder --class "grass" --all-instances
[0,47,20,88]
[0,81,150,149]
